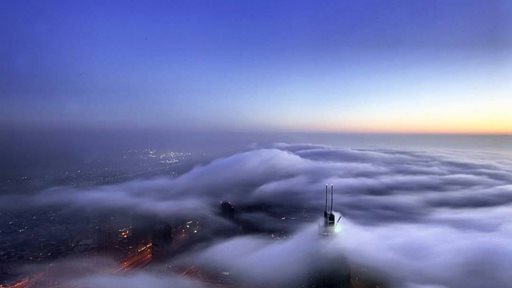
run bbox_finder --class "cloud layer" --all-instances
[4,144,512,287]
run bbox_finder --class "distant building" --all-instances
[220,201,235,219]
[95,226,115,249]
[151,224,173,260]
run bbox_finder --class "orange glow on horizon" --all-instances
[279,116,512,135]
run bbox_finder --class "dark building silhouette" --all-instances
[324,185,335,228]
[308,256,351,288]
[151,224,173,260]
[321,185,339,237]
[220,201,235,219]
[95,226,115,249]
[308,185,351,287]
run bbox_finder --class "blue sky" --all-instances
[1,0,511,133]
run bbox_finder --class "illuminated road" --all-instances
[0,273,44,288]
[3,242,154,288]
[116,242,153,272]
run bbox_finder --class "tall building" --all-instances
[151,224,173,260]
[220,201,235,219]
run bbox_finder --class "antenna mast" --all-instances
[325,185,328,212]
[330,185,334,213]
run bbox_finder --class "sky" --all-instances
[1,0,511,134]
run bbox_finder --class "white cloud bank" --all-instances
[3,144,512,287]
